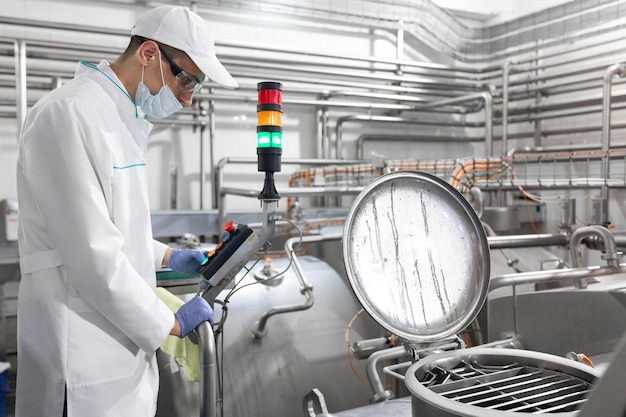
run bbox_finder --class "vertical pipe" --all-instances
[600,63,626,224]
[199,124,206,210]
[198,322,217,417]
[533,46,542,148]
[169,165,177,209]
[502,63,512,208]
[316,108,326,159]
[196,98,208,210]
[321,108,330,159]
[482,92,493,157]
[208,99,216,210]
[396,21,404,62]
[15,40,27,139]
[501,62,511,156]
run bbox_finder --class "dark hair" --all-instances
[119,35,144,59]
[120,35,187,60]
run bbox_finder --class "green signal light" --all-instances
[257,131,271,147]
[258,131,282,148]
[271,132,282,148]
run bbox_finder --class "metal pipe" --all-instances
[475,179,623,192]
[198,321,217,417]
[199,122,207,210]
[571,226,621,268]
[221,186,365,198]
[316,108,328,159]
[489,263,626,291]
[335,115,485,160]
[6,32,624,98]
[482,92,494,156]
[0,38,481,108]
[396,21,404,61]
[502,62,511,156]
[207,98,216,210]
[14,40,26,138]
[450,2,626,64]
[600,63,626,224]
[488,233,569,249]
[252,234,343,338]
[335,92,493,159]
[214,157,363,221]
[365,346,408,402]
[6,24,624,138]
[609,232,626,249]
[4,4,626,81]
[507,145,626,158]
[7,0,619,69]
[508,61,624,90]
[218,187,363,228]
[356,134,485,160]
[196,86,626,129]
[569,225,621,288]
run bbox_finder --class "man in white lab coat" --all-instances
[15,6,238,417]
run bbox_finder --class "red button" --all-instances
[223,220,236,233]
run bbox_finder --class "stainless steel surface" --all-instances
[157,254,384,417]
[579,333,626,417]
[488,280,626,361]
[481,207,520,233]
[252,233,333,338]
[343,171,490,342]
[405,348,600,417]
[315,397,412,417]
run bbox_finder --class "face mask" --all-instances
[135,51,183,118]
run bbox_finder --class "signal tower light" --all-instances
[256,81,283,201]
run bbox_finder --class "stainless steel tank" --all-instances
[157,252,385,417]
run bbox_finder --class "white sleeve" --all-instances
[153,239,169,270]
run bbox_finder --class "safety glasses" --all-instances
[159,46,205,93]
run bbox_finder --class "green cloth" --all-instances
[156,287,201,382]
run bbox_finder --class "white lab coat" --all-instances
[15,61,174,417]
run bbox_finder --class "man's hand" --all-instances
[173,296,213,338]
[166,248,205,275]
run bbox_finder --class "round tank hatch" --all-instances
[343,171,490,342]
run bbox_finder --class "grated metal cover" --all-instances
[405,348,600,417]
[423,362,593,413]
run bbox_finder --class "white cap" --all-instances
[132,6,238,88]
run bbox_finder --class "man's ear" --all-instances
[137,40,158,67]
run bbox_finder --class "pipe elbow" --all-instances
[479,91,493,106]
[605,63,626,80]
[570,225,621,268]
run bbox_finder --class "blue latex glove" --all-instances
[174,296,214,338]
[167,248,205,275]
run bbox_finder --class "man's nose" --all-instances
[178,91,194,107]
